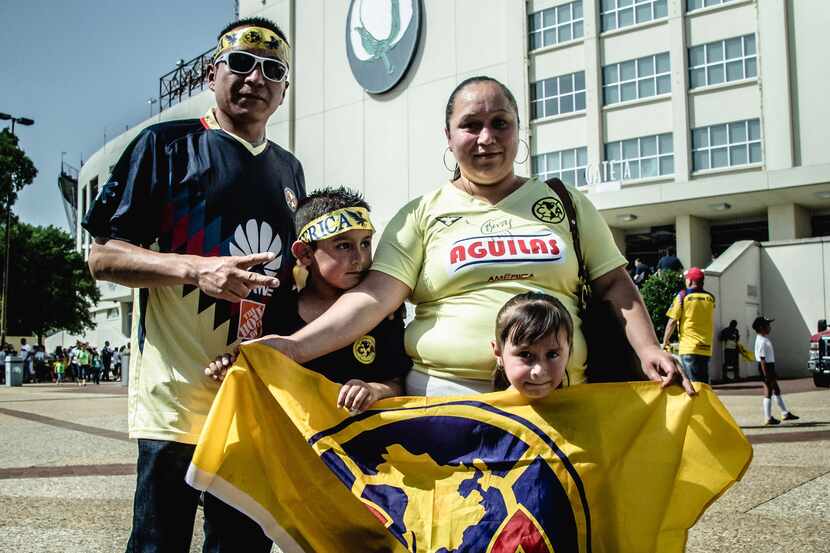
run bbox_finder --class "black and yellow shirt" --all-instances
[264,292,411,384]
[82,111,305,444]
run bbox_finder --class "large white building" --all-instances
[60,0,830,378]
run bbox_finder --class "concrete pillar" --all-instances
[609,226,627,257]
[84,182,92,259]
[583,0,604,182]
[676,214,711,269]
[668,0,691,181]
[76,180,85,253]
[757,0,795,169]
[768,203,810,241]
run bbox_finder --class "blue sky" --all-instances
[0,0,235,230]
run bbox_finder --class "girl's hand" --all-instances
[337,379,381,414]
[204,350,238,382]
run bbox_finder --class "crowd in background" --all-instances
[0,339,129,385]
[629,247,685,287]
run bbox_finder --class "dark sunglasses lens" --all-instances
[262,60,287,81]
[227,52,256,73]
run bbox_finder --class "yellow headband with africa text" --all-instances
[214,26,291,65]
[298,207,374,244]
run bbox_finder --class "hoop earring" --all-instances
[443,147,457,172]
[515,138,530,165]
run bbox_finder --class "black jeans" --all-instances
[126,439,272,553]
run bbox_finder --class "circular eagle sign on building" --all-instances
[346,0,422,94]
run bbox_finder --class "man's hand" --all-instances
[193,252,280,302]
[337,379,381,414]
[639,345,696,396]
[204,350,238,382]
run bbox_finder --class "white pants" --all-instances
[405,369,492,397]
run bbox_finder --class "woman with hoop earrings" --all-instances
[251,76,692,397]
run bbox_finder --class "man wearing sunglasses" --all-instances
[83,16,304,553]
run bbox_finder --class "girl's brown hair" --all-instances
[492,292,574,391]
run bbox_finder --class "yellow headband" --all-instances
[214,26,291,65]
[298,207,374,244]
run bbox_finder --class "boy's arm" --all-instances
[338,377,403,413]
[376,377,403,398]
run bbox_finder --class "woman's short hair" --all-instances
[444,76,521,180]
[444,76,520,131]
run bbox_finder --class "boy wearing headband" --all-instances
[84,16,303,553]
[210,187,410,413]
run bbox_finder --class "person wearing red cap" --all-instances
[661,267,715,383]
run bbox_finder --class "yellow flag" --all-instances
[738,342,756,362]
[187,344,752,553]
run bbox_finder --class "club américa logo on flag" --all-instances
[308,400,591,552]
[447,232,567,273]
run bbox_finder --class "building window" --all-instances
[532,147,588,187]
[688,34,757,89]
[691,119,762,171]
[531,71,586,119]
[529,1,584,51]
[603,53,670,105]
[600,0,668,32]
[605,133,674,180]
[106,307,119,320]
[686,0,734,12]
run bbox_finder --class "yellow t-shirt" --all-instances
[371,178,627,385]
[666,289,716,356]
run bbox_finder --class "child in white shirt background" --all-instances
[753,316,799,426]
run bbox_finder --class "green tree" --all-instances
[0,128,37,209]
[640,270,684,339]
[1,222,100,343]
[0,128,38,344]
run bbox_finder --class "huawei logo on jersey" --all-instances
[447,232,567,273]
[229,219,283,297]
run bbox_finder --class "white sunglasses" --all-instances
[214,51,289,83]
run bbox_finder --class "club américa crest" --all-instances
[308,400,592,552]
[346,0,423,94]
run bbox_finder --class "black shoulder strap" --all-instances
[544,178,592,310]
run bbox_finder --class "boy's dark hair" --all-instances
[218,17,289,45]
[295,187,370,247]
[492,292,574,391]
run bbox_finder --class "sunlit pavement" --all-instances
[0,379,827,552]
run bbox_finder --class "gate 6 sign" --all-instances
[346,0,422,94]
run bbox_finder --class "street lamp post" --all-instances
[0,112,35,346]
[147,98,158,118]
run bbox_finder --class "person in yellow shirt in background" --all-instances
[661,267,716,383]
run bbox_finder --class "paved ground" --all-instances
[0,378,827,552]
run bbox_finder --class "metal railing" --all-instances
[60,161,79,182]
[158,48,214,111]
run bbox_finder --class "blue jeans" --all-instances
[126,439,272,553]
[680,354,710,383]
